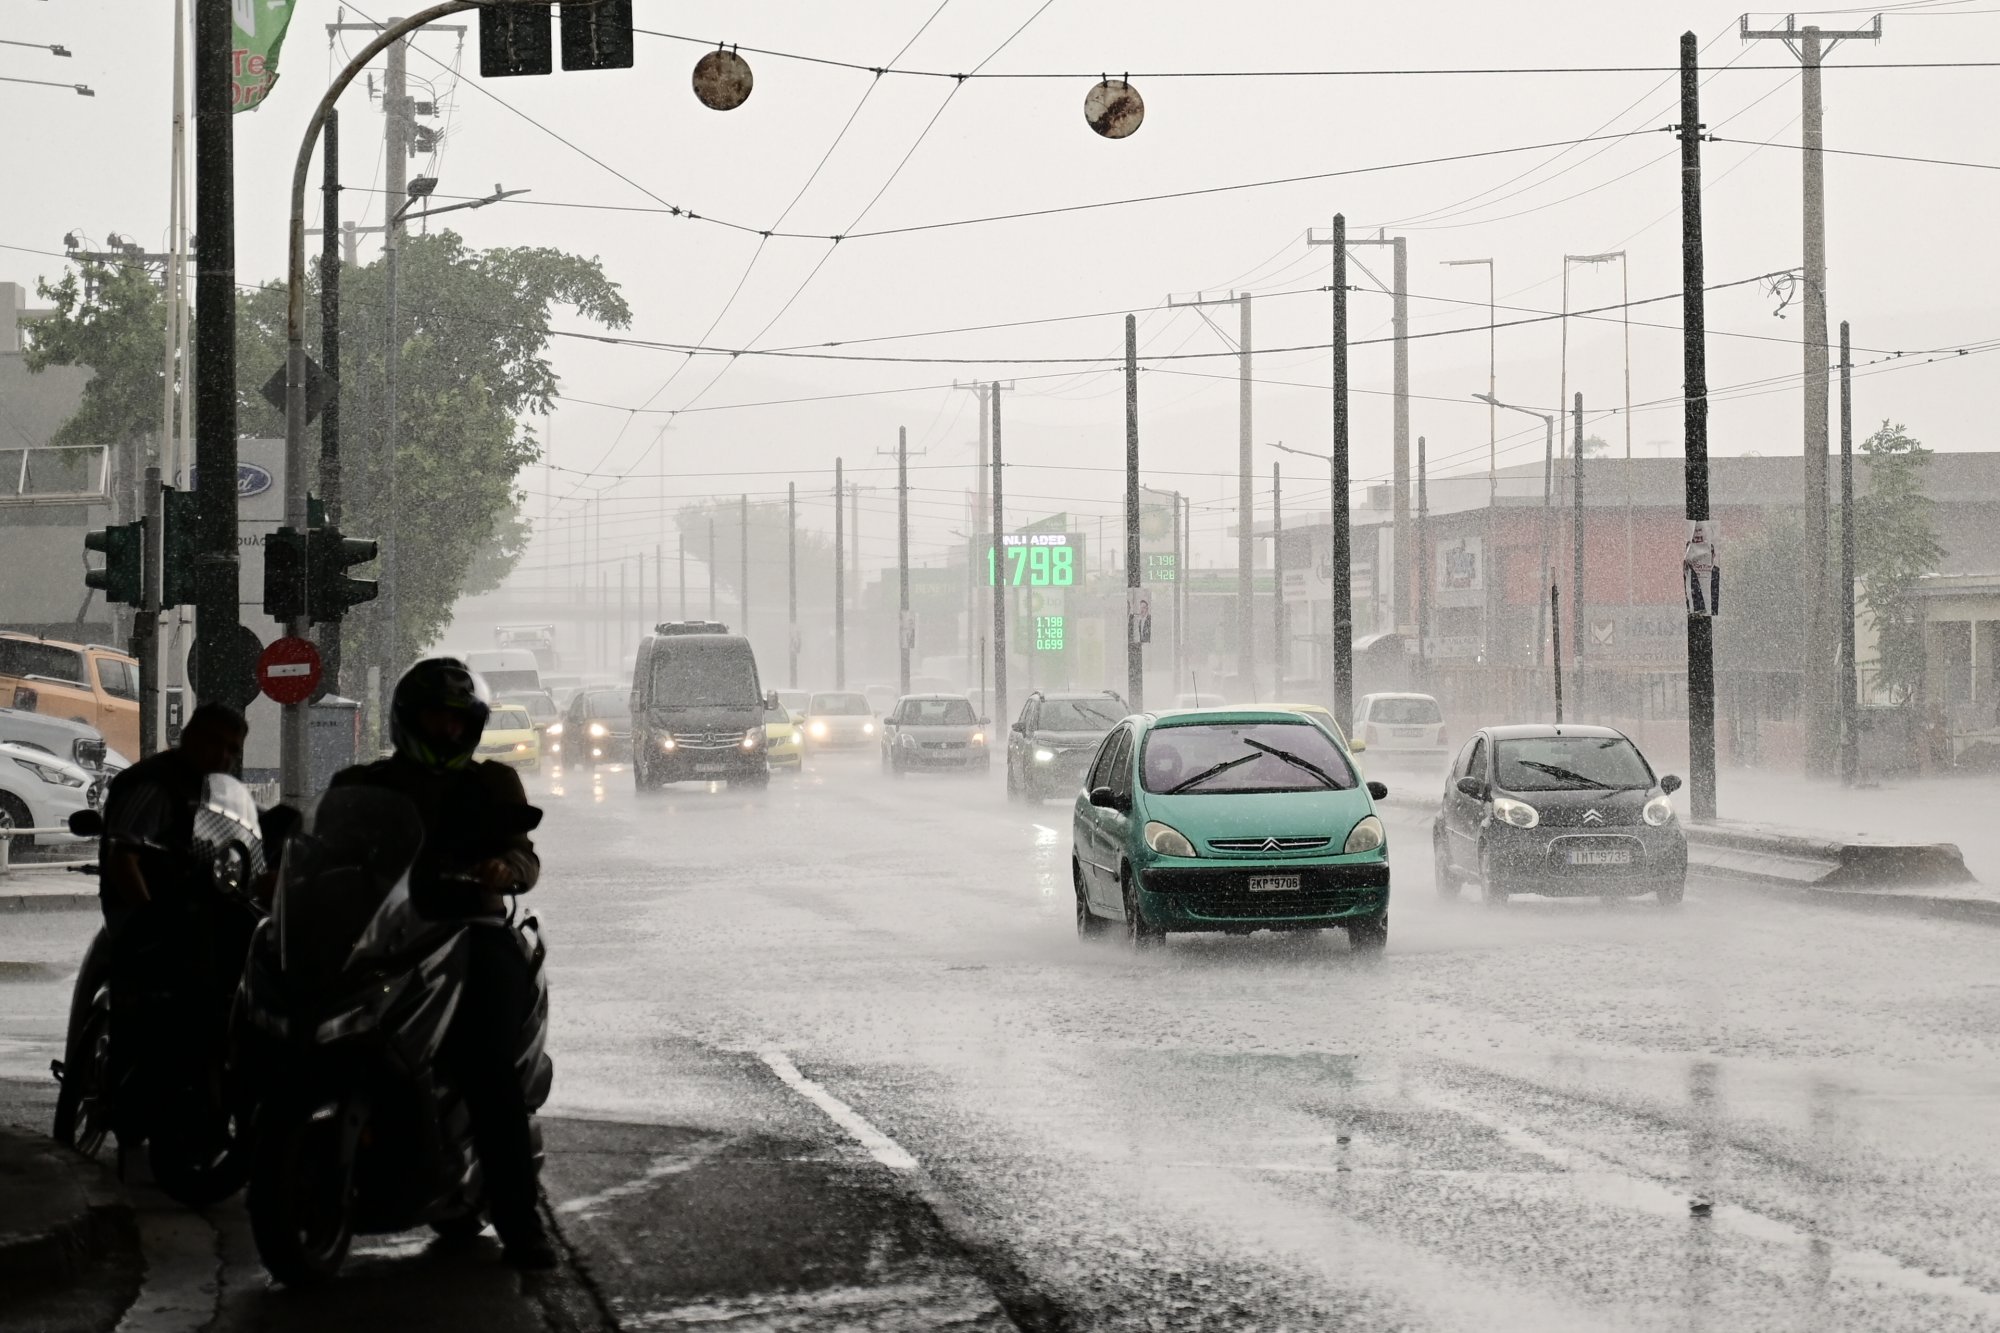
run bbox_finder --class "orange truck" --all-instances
[0,632,140,760]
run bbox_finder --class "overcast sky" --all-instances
[8,0,1998,581]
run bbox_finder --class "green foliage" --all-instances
[21,257,170,448]
[1854,421,1942,704]
[1580,434,1612,458]
[235,231,629,678]
[1715,510,1805,671]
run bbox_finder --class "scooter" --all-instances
[235,785,551,1286]
[51,774,271,1207]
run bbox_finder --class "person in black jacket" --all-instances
[331,658,554,1271]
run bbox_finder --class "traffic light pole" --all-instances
[193,0,240,735]
[281,1,473,801]
[140,467,164,757]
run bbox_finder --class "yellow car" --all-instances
[764,703,804,771]
[478,704,542,772]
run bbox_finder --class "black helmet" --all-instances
[390,657,491,771]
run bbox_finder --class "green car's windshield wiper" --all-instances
[1517,759,1610,788]
[1242,738,1339,789]
[1168,751,1262,794]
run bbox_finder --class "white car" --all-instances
[1352,693,1450,767]
[800,691,878,750]
[0,740,101,850]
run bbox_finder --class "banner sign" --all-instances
[233,0,299,112]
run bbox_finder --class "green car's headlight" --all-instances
[1144,821,1196,857]
[1343,815,1385,854]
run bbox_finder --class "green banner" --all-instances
[232,0,299,112]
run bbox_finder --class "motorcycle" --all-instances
[51,773,270,1207]
[235,785,551,1286]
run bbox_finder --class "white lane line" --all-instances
[555,1140,728,1219]
[760,1049,918,1172]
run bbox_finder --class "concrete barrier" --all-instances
[1683,821,1976,891]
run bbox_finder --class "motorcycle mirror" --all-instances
[494,803,544,835]
[66,809,104,838]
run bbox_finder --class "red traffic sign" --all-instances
[257,636,323,706]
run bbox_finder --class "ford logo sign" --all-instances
[186,463,276,498]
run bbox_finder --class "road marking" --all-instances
[760,1050,918,1171]
[555,1141,727,1219]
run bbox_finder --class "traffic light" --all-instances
[161,488,197,608]
[263,526,308,623]
[479,2,552,77]
[560,0,632,70]
[83,521,143,606]
[305,527,378,624]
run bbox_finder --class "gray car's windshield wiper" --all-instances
[1517,760,1610,788]
[1168,751,1261,794]
[1242,738,1339,789]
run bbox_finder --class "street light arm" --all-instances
[1269,440,1333,464]
[401,187,531,225]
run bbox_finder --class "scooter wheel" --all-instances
[248,1105,355,1287]
[150,1114,251,1210]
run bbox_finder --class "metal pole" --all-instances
[1237,293,1254,692]
[740,492,750,644]
[1391,237,1410,633]
[380,20,411,688]
[654,544,662,622]
[788,480,798,688]
[1839,321,1858,785]
[1415,440,1427,693]
[320,107,343,695]
[1551,583,1565,723]
[1572,394,1586,718]
[1271,462,1284,699]
[194,0,241,726]
[990,385,1007,729]
[834,459,845,689]
[1174,490,1185,693]
[139,466,163,756]
[1535,413,1555,667]
[1125,314,1143,713]
[706,516,716,619]
[1681,30,1717,821]
[1801,26,1834,773]
[678,530,686,618]
[898,427,911,696]
[1331,215,1353,727]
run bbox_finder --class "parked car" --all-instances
[0,740,101,850]
[0,633,140,761]
[630,622,771,789]
[764,703,804,772]
[477,704,542,772]
[1006,690,1127,802]
[1431,724,1686,907]
[881,694,990,776]
[1352,693,1449,768]
[0,707,123,776]
[801,691,877,750]
[1071,709,1391,950]
[561,687,633,767]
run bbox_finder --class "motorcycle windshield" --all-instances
[274,787,426,991]
[193,773,267,886]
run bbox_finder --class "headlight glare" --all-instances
[741,728,761,750]
[970,732,985,745]
[1033,748,1055,763]
[863,722,875,735]
[1144,821,1197,857]
[809,720,827,738]
[1644,795,1675,826]
[660,736,676,751]
[1343,814,1386,854]
[547,722,563,736]
[1492,796,1540,829]
[588,722,608,738]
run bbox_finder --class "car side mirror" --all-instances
[1455,775,1489,801]
[1367,780,1389,800]
[67,809,104,838]
[764,689,779,710]
[979,716,990,726]
[1088,785,1118,809]
[1659,774,1683,794]
[1012,719,1026,734]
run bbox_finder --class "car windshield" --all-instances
[491,707,532,730]
[499,691,558,724]
[589,692,631,720]
[1142,721,1357,795]
[1370,697,1442,725]
[1495,736,1654,791]
[810,692,872,715]
[764,704,793,725]
[651,643,759,708]
[1037,698,1124,731]
[900,698,976,725]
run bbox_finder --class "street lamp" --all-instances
[1269,440,1348,721]
[1473,393,1558,669]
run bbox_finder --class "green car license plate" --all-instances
[1248,874,1301,893]
[1568,846,1632,866]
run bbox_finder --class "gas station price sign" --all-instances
[985,532,1081,587]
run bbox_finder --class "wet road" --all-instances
[8,751,2000,1330]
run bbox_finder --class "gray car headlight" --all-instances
[1492,796,1539,829]
[13,756,83,788]
[898,733,917,748]
[1644,795,1675,826]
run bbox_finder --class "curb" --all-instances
[0,892,100,913]
[1702,875,2000,926]
[0,1132,135,1295]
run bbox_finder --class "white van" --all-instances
[464,648,542,695]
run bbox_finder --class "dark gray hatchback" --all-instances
[1431,724,1687,906]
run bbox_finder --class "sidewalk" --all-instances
[0,1125,138,1331]
[1708,766,2000,883]
[0,865,98,914]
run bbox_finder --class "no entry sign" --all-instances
[257,636,323,706]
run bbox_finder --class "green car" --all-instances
[1071,708,1391,951]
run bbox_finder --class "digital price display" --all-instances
[985,532,1081,587]
[1034,616,1066,652]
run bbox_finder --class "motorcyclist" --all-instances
[329,658,554,1271]
[98,702,247,927]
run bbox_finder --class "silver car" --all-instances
[881,694,991,776]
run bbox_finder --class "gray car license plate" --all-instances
[696,762,730,774]
[1248,874,1301,893]
[1568,846,1632,866]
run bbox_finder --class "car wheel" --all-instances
[0,792,34,852]
[1121,870,1163,950]
[1478,843,1510,907]
[1074,859,1108,939]
[1348,914,1388,954]
[1432,834,1457,902]
[1656,877,1686,908]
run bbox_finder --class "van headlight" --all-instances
[1144,821,1196,857]
[660,736,676,751]
[1644,795,1675,826]
[1492,796,1539,829]
[741,728,761,750]
[1343,815,1385,854]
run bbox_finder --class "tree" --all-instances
[1854,421,1942,704]
[1579,433,1613,458]
[236,231,630,680]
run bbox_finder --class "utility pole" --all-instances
[320,108,345,695]
[707,516,716,619]
[1166,290,1252,688]
[1680,29,1717,821]
[953,379,1007,691]
[1741,13,1881,774]
[1271,461,1284,700]
[990,385,1007,730]
[193,0,240,723]
[739,493,749,643]
[787,480,798,688]
[381,20,410,671]
[1415,440,1427,693]
[894,428,912,695]
[1839,322,1859,785]
[1318,228,1409,630]
[1331,217,1353,725]
[1551,583,1565,723]
[1571,395,1586,718]
[1174,491,1186,694]
[834,459,846,689]
[848,480,861,614]
[677,530,686,619]
[1124,314,1143,713]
